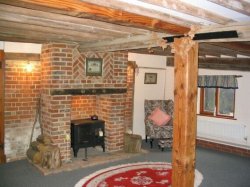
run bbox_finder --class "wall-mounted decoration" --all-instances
[144,73,157,84]
[86,58,103,76]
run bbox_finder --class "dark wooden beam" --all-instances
[167,57,250,71]
[50,88,127,95]
[0,50,6,164]
[208,42,250,56]
[172,37,198,187]
[199,43,238,57]
[5,53,40,61]
[129,47,173,56]
[163,31,238,42]
[0,0,190,34]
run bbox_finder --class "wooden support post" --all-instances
[172,37,198,187]
[0,50,6,164]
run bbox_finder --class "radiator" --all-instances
[197,119,248,145]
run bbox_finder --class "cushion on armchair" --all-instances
[148,107,171,126]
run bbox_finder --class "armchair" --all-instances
[144,99,174,150]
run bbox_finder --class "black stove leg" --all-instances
[83,147,88,161]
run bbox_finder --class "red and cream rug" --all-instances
[75,162,203,187]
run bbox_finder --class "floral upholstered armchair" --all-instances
[144,99,174,150]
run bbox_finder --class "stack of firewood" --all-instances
[27,135,61,169]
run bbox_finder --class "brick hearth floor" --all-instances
[29,147,148,175]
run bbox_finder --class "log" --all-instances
[124,133,142,153]
[26,148,42,164]
[30,141,41,151]
[37,135,52,145]
[40,145,61,169]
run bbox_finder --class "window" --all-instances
[200,88,235,118]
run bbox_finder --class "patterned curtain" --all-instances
[198,75,238,89]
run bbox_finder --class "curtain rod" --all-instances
[199,75,243,78]
[138,66,166,70]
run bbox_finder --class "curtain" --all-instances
[198,75,238,89]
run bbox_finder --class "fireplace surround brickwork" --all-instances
[3,43,133,162]
[40,43,131,161]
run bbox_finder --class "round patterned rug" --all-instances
[75,162,203,187]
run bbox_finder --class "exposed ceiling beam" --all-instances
[5,53,40,61]
[0,34,46,44]
[0,0,190,34]
[79,22,250,52]
[79,33,168,52]
[80,0,196,27]
[139,0,233,24]
[209,42,250,54]
[0,20,107,42]
[0,26,80,44]
[129,41,250,57]
[129,47,173,56]
[207,0,250,16]
[167,57,250,71]
[197,22,250,42]
[200,43,250,57]
[0,4,150,36]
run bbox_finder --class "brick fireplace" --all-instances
[40,43,133,162]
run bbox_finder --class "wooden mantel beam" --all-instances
[0,0,190,34]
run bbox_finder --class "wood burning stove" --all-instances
[71,119,105,158]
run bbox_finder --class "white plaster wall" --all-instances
[3,42,41,53]
[128,53,168,137]
[165,66,250,148]
[165,65,174,100]
[0,41,4,49]
[198,69,250,148]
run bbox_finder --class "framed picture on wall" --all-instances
[86,58,103,76]
[144,73,157,84]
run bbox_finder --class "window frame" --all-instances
[200,87,236,119]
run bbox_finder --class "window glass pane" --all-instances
[204,88,215,113]
[218,88,235,116]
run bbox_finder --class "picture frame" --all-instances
[86,58,103,76]
[144,73,157,84]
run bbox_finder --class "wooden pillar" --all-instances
[0,50,6,164]
[172,37,198,187]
